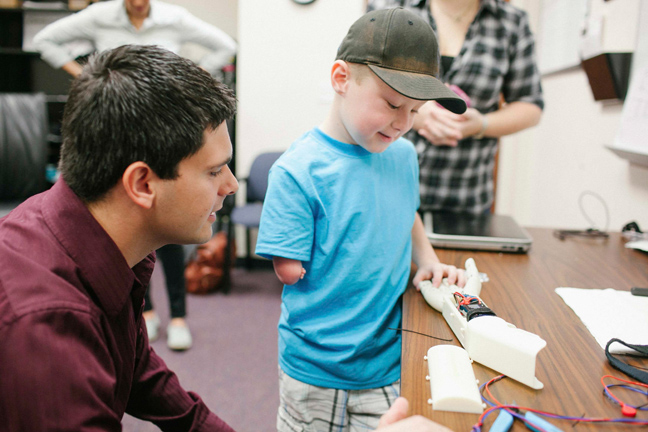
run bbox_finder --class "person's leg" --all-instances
[156,244,192,350]
[144,287,153,313]
[277,367,350,432]
[157,244,187,318]
[142,287,160,341]
[347,380,400,432]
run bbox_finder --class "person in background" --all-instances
[255,8,466,431]
[367,0,544,215]
[34,0,236,79]
[33,0,238,350]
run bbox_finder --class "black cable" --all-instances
[388,327,453,342]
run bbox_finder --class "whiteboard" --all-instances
[607,0,648,167]
[537,0,588,75]
[613,63,648,153]
[631,0,648,80]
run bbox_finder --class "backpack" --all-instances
[184,231,235,294]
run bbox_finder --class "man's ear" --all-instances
[330,60,352,95]
[122,161,157,209]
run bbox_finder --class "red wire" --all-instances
[480,375,648,428]
[484,375,505,406]
[601,374,648,406]
[481,376,549,432]
[454,291,481,308]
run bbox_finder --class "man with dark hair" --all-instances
[0,44,449,432]
[0,45,238,431]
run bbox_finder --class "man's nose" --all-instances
[223,166,238,196]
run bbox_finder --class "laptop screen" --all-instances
[423,211,532,253]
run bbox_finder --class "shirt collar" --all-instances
[313,128,373,158]
[117,0,132,27]
[413,0,500,17]
[480,0,500,15]
[42,180,155,316]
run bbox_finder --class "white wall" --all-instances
[233,0,648,233]
[236,0,364,177]
[234,0,363,255]
[164,0,237,66]
[497,0,648,231]
[164,0,237,38]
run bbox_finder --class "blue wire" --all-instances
[478,406,550,432]
[478,377,648,429]
[603,384,648,410]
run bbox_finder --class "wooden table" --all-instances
[401,228,648,431]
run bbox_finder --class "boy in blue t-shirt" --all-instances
[256,8,467,431]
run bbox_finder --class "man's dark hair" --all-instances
[59,45,236,202]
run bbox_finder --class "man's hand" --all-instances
[377,397,409,427]
[376,397,453,431]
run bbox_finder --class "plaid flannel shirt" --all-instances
[367,0,544,214]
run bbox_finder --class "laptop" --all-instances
[423,211,532,253]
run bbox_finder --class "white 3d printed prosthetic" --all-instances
[420,258,546,390]
[424,345,485,414]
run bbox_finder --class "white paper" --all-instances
[555,287,648,354]
[625,240,648,253]
[613,64,648,153]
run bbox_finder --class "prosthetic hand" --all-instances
[419,258,546,390]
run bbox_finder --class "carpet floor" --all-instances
[122,265,283,432]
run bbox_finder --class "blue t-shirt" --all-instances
[255,128,420,390]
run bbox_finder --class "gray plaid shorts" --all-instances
[277,368,400,432]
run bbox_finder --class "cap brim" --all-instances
[368,65,467,114]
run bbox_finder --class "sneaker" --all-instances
[167,323,193,351]
[144,314,161,342]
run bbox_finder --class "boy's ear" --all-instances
[330,60,352,95]
[122,161,157,209]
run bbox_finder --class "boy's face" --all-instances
[338,66,425,153]
[154,122,238,245]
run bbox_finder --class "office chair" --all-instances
[0,93,49,218]
[230,151,283,268]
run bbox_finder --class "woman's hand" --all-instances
[457,107,486,138]
[413,102,464,146]
[62,61,83,78]
[414,104,487,146]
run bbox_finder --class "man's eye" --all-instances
[387,102,399,110]
[210,170,223,177]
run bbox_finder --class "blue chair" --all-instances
[230,151,283,268]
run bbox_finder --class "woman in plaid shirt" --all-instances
[367,0,544,215]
